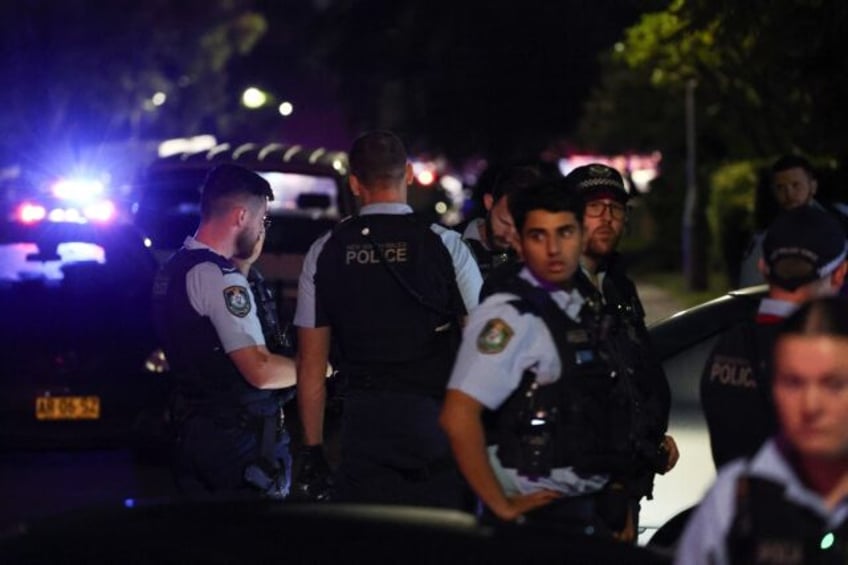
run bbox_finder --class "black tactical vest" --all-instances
[152,248,279,421]
[314,214,465,397]
[464,236,516,281]
[495,276,648,478]
[576,268,671,490]
[700,318,780,468]
[728,475,848,565]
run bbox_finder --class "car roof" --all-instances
[649,285,767,360]
[148,142,349,178]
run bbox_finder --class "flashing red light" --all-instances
[18,203,47,224]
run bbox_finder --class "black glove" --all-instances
[290,445,333,501]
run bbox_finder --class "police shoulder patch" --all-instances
[223,285,251,318]
[477,318,514,354]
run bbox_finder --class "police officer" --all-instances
[293,130,482,507]
[738,155,829,288]
[566,163,678,523]
[677,296,848,565]
[701,206,847,469]
[152,164,296,498]
[460,165,542,281]
[440,180,672,541]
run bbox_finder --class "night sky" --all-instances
[0,0,659,167]
[236,0,652,161]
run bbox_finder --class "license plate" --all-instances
[35,395,101,420]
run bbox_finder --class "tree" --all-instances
[579,0,848,160]
[575,0,848,288]
[0,0,267,164]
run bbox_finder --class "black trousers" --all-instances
[331,388,471,510]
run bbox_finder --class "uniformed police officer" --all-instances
[677,296,848,565]
[566,163,678,529]
[460,165,542,281]
[152,164,296,498]
[293,130,482,507]
[440,180,671,541]
[701,205,847,469]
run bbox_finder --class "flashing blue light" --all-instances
[52,178,105,203]
[123,498,135,509]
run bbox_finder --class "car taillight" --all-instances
[17,202,47,223]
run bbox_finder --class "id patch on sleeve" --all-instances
[477,318,514,354]
[223,285,251,318]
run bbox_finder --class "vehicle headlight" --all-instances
[144,349,169,374]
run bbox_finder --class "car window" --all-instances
[0,241,105,283]
[0,225,157,336]
[259,172,340,219]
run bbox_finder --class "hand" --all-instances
[611,504,636,544]
[232,229,266,275]
[290,445,333,501]
[659,435,679,474]
[492,489,561,522]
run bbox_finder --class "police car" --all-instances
[131,142,354,317]
[0,187,169,448]
[641,284,767,547]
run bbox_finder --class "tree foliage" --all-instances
[0,0,266,161]
[578,0,848,160]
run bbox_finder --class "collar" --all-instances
[757,298,799,324]
[462,217,486,244]
[359,202,413,216]
[518,266,585,321]
[749,439,848,525]
[579,260,606,293]
[183,236,228,259]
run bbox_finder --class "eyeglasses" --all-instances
[263,216,272,229]
[585,200,627,220]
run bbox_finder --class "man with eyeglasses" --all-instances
[153,164,297,499]
[565,163,678,538]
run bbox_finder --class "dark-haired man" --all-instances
[701,206,847,469]
[152,163,296,498]
[293,130,481,507]
[441,180,670,541]
[461,165,542,280]
[739,155,826,287]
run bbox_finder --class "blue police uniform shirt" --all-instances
[294,203,483,328]
[447,266,609,497]
[461,218,487,247]
[182,236,266,353]
[675,439,848,565]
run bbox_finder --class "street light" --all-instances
[278,101,294,117]
[242,87,268,109]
